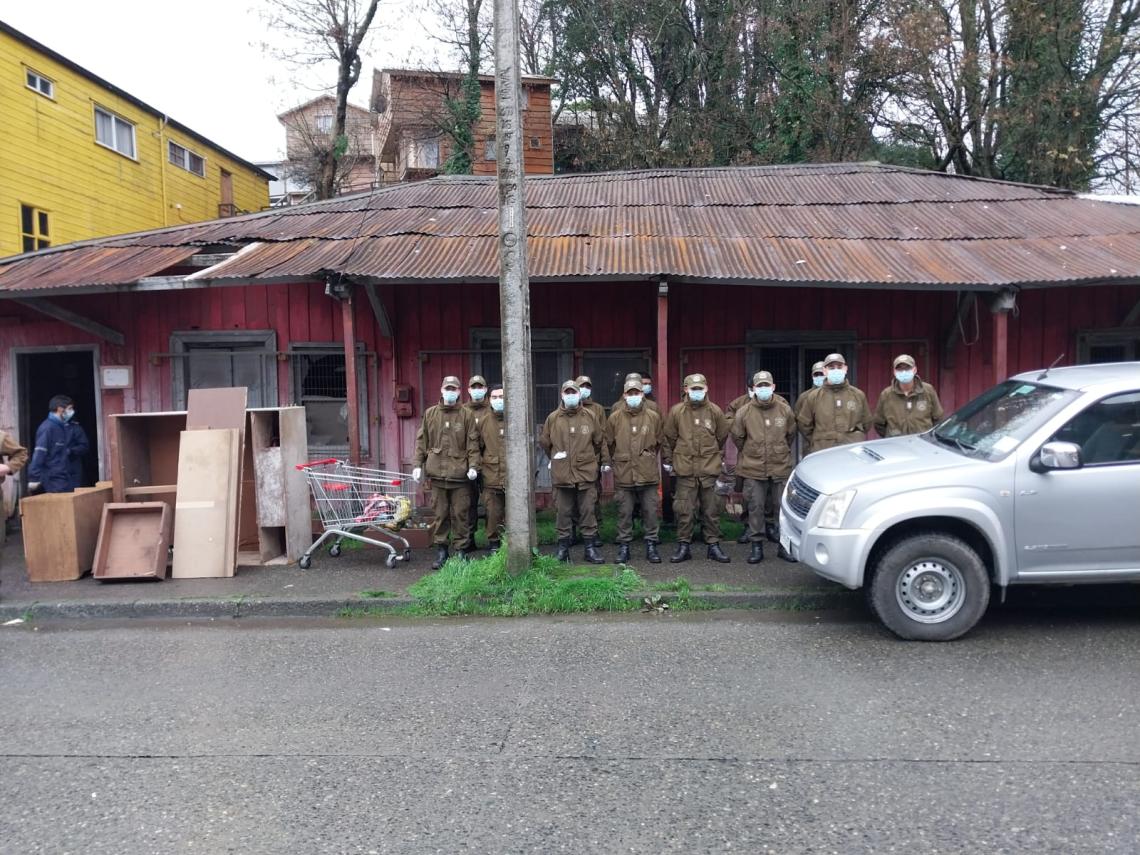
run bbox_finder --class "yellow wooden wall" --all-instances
[0,29,270,257]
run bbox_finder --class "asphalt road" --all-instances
[2,605,1138,854]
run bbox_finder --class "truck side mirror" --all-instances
[1033,441,1083,472]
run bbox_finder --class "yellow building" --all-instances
[0,21,272,257]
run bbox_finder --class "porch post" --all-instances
[656,280,669,400]
[991,289,1015,385]
[341,288,362,464]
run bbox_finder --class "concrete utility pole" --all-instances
[492,0,537,573]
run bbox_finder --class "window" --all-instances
[314,113,334,134]
[406,136,440,169]
[20,204,50,252]
[94,106,136,158]
[529,137,540,149]
[1050,391,1140,466]
[168,141,206,176]
[520,86,529,110]
[485,136,497,161]
[1079,329,1140,363]
[291,344,369,454]
[25,68,53,98]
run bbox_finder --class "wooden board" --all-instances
[278,407,314,562]
[108,412,187,504]
[247,407,312,564]
[93,502,172,580]
[20,485,113,582]
[187,388,248,432]
[171,429,240,578]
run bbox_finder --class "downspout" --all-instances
[158,114,169,226]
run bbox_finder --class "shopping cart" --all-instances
[296,459,414,569]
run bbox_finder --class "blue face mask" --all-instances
[580,387,592,399]
[490,398,504,413]
[895,370,915,385]
[625,394,643,409]
[470,387,486,401]
[688,388,706,403]
[642,383,652,395]
[756,387,774,402]
[827,369,846,385]
[562,393,580,408]
[442,389,460,405]
[813,375,825,388]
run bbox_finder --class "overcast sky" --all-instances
[5,0,439,162]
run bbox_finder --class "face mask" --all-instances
[813,375,825,388]
[580,387,592,399]
[442,389,460,405]
[625,394,643,409]
[470,388,486,402]
[490,398,504,413]
[64,408,76,422]
[756,387,774,402]
[642,383,652,395]
[826,369,846,385]
[895,370,915,385]
[562,393,580,408]
[688,388,706,403]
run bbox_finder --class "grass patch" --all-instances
[359,589,397,599]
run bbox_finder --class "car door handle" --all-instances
[1018,490,1037,496]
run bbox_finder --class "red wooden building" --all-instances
[1,163,1138,491]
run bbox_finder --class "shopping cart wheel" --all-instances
[329,543,342,558]
[402,549,411,562]
[299,555,312,570]
[386,554,397,569]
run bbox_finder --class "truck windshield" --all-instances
[929,380,1078,461]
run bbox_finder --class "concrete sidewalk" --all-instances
[0,526,856,622]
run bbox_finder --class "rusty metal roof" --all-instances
[3,163,1139,293]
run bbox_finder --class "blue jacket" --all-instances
[29,415,74,493]
[68,421,90,488]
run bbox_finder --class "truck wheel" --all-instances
[868,533,990,641]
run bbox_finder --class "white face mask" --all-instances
[442,389,460,405]
[490,398,504,413]
[580,386,592,399]
[469,387,486,401]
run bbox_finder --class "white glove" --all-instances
[663,464,673,474]
[411,467,422,483]
[28,481,42,492]
[467,468,478,481]
[553,451,567,460]
[601,465,612,473]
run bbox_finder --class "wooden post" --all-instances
[656,281,669,403]
[991,289,1015,385]
[341,288,362,464]
[493,0,537,574]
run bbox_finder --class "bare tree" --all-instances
[264,0,381,199]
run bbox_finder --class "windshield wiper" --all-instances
[934,430,977,456]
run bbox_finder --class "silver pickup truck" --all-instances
[780,362,1140,641]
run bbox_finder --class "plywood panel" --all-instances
[278,407,314,561]
[93,502,172,580]
[172,428,240,578]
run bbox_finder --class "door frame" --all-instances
[170,330,278,408]
[10,344,104,480]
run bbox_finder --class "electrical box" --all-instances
[394,384,415,418]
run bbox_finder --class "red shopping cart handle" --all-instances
[296,458,341,470]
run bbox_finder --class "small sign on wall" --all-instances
[101,365,133,389]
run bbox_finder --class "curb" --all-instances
[0,588,857,623]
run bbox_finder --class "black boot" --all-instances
[748,542,765,564]
[616,543,631,564]
[765,522,780,544]
[555,539,571,562]
[670,542,691,563]
[584,543,605,565]
[707,542,731,563]
[778,545,795,562]
[646,540,662,564]
[736,529,750,544]
[431,545,449,570]
[487,539,501,553]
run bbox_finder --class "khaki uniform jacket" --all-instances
[581,398,607,428]
[605,405,663,487]
[540,406,607,487]
[873,378,945,437]
[477,411,507,489]
[1,429,29,480]
[662,400,730,477]
[731,395,797,479]
[414,402,480,484]
[611,396,660,417]
[725,393,752,422]
[797,382,872,452]
[463,398,492,433]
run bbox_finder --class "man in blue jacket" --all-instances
[29,395,77,494]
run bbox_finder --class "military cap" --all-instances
[623,379,644,393]
[752,370,774,386]
[823,353,847,366]
[811,361,826,375]
[575,375,593,387]
[683,373,708,387]
[442,375,461,388]
[893,354,916,370]
[468,375,487,386]
[624,372,644,383]
[561,379,580,393]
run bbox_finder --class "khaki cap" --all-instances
[623,379,644,393]
[811,361,826,375]
[624,372,643,383]
[575,375,593,387]
[823,353,846,366]
[893,354,916,369]
[468,375,487,386]
[683,373,708,387]
[561,379,580,393]
[442,375,461,388]
[752,370,774,386]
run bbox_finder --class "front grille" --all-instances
[786,474,820,519]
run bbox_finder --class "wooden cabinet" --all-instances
[20,485,112,581]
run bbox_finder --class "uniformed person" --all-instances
[605,378,664,565]
[796,353,872,453]
[612,373,660,415]
[731,371,796,564]
[571,375,608,547]
[662,373,731,563]
[29,395,77,494]
[793,361,826,455]
[412,376,481,569]
[460,374,491,551]
[726,380,755,544]
[477,384,508,551]
[640,373,659,412]
[540,379,608,564]
[873,354,945,437]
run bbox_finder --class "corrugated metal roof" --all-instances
[2,163,1138,292]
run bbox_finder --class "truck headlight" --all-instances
[816,488,857,529]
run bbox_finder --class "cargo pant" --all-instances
[743,477,785,543]
[484,487,505,546]
[616,484,659,543]
[673,475,722,544]
[555,483,598,541]
[431,482,472,550]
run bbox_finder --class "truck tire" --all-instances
[868,532,990,641]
